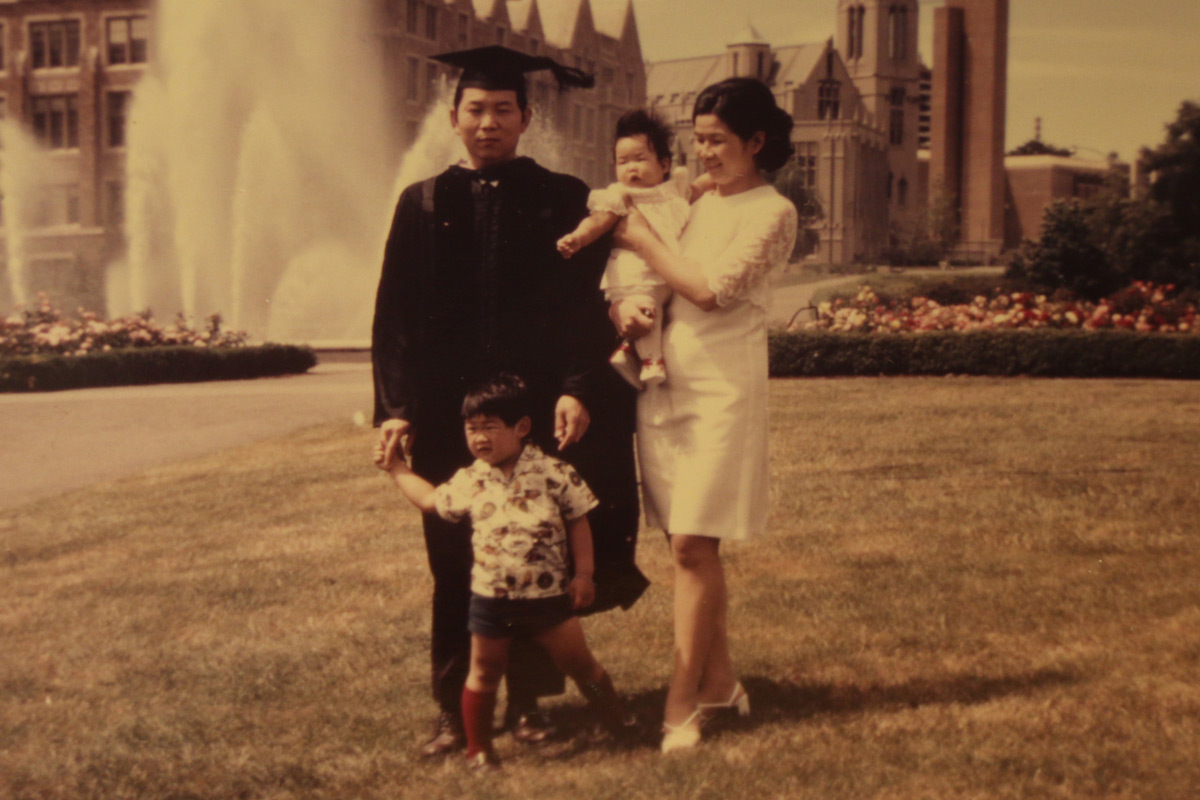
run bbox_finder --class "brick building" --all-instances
[1004,153,1129,247]
[928,0,1009,258]
[376,0,644,189]
[1,0,646,317]
[0,0,152,312]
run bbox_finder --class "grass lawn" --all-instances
[3,377,1199,799]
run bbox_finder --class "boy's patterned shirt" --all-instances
[434,444,598,599]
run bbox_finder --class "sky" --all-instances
[631,0,1200,163]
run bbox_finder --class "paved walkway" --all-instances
[0,363,374,510]
[1,268,988,510]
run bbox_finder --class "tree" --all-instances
[1142,100,1200,237]
[772,158,824,259]
[1007,199,1118,299]
[1007,138,1073,157]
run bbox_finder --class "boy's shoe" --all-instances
[466,749,502,771]
[420,710,465,757]
[610,343,644,389]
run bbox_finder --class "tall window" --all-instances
[889,87,905,145]
[30,20,82,69]
[425,3,438,39]
[496,27,506,46]
[818,80,840,121]
[406,57,420,101]
[888,4,908,61]
[107,180,125,225]
[797,142,818,188]
[32,95,79,149]
[0,24,6,71]
[108,91,130,147]
[897,176,908,207]
[32,185,80,227]
[848,5,865,60]
[457,13,469,47]
[107,15,149,65]
[405,0,419,34]
[425,61,438,104]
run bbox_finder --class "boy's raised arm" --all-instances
[373,439,438,514]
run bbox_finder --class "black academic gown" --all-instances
[372,156,648,712]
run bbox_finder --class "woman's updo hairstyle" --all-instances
[692,78,794,173]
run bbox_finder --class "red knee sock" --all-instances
[461,686,497,758]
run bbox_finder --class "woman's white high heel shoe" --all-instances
[698,681,750,725]
[660,708,703,754]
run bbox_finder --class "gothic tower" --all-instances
[838,0,921,237]
[726,23,772,82]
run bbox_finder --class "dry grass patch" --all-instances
[2,378,1199,799]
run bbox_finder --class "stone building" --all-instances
[646,1,924,266]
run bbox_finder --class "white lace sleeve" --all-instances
[703,199,798,307]
[587,183,629,216]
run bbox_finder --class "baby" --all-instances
[557,109,710,388]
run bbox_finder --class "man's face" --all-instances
[450,88,531,169]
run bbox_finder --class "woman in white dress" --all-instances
[612,78,798,753]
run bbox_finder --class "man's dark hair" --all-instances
[461,372,532,425]
[614,108,673,165]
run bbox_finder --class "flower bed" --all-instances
[794,281,1197,335]
[1,295,248,357]
[1,297,316,392]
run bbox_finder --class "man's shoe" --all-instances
[509,709,557,744]
[420,710,465,757]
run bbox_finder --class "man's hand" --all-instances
[609,298,656,339]
[379,418,412,468]
[554,395,591,449]
[568,575,595,610]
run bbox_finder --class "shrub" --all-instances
[0,345,317,392]
[768,329,1200,379]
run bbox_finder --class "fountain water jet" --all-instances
[0,119,41,310]
[114,2,587,345]
[115,0,393,344]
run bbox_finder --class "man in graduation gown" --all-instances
[371,45,649,757]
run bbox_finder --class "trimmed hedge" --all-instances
[0,344,318,392]
[769,329,1200,379]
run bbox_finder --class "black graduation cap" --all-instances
[432,45,595,95]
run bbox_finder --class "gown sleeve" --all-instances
[371,183,426,426]
[702,198,798,308]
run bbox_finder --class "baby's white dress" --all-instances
[636,184,798,540]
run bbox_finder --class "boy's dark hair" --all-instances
[461,372,532,426]
[614,108,673,165]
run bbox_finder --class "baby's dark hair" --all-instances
[461,372,532,426]
[614,108,673,165]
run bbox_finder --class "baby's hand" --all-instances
[556,233,581,259]
[568,575,595,610]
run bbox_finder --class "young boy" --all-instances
[374,373,637,770]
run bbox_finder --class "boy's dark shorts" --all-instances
[468,593,575,639]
